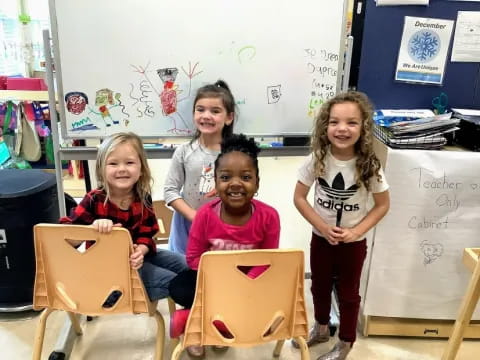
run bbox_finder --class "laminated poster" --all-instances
[395,16,454,85]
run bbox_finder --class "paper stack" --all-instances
[373,109,460,150]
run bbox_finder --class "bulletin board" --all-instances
[357,0,480,109]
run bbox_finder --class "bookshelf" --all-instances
[0,90,51,102]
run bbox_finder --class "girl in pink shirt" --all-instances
[168,133,280,357]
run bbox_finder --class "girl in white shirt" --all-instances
[293,91,390,360]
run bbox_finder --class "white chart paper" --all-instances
[451,11,480,62]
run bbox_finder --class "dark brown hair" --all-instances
[191,79,236,141]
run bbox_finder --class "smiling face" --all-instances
[327,101,363,159]
[215,151,259,218]
[104,142,141,195]
[193,97,233,137]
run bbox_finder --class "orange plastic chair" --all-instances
[32,224,166,360]
[170,249,310,360]
[153,200,173,245]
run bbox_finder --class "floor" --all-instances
[1,290,478,360]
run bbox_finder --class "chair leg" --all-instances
[273,339,285,357]
[169,337,180,357]
[32,308,54,360]
[293,336,310,360]
[167,297,179,355]
[153,310,165,360]
[170,341,184,360]
[67,312,83,335]
[442,265,480,360]
[167,297,176,316]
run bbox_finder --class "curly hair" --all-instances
[96,132,153,209]
[214,133,261,178]
[311,91,382,190]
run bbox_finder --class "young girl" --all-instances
[169,134,281,357]
[293,92,390,360]
[60,132,188,301]
[164,80,236,254]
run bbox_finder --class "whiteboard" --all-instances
[364,148,480,320]
[50,0,347,138]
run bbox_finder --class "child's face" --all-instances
[215,151,259,215]
[104,142,141,194]
[194,97,233,137]
[327,101,362,158]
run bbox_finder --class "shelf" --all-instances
[58,146,310,160]
[0,90,53,101]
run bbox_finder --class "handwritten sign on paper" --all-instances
[364,147,480,320]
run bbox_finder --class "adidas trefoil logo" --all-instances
[317,172,359,225]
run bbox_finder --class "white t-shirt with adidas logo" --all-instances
[297,151,389,239]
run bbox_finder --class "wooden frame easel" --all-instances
[442,248,480,360]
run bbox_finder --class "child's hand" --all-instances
[324,225,343,245]
[130,244,148,270]
[336,227,362,243]
[92,219,122,233]
[204,188,217,198]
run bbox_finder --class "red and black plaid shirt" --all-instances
[60,189,158,254]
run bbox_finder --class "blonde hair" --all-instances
[95,132,153,208]
[311,91,382,190]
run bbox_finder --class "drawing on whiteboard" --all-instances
[116,93,130,126]
[420,240,443,265]
[158,67,179,115]
[128,80,155,122]
[70,116,98,131]
[307,81,335,118]
[65,92,88,115]
[238,45,256,64]
[308,96,323,118]
[84,88,128,129]
[131,61,203,134]
[267,85,282,104]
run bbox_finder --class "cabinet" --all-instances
[361,139,480,338]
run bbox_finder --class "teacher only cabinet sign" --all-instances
[364,147,480,320]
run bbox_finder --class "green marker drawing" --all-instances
[238,46,256,63]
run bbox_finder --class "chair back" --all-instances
[153,200,173,243]
[183,249,308,347]
[33,224,152,316]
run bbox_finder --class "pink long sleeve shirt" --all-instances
[186,198,280,276]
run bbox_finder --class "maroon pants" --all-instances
[310,233,367,343]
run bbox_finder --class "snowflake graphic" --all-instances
[408,30,440,63]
